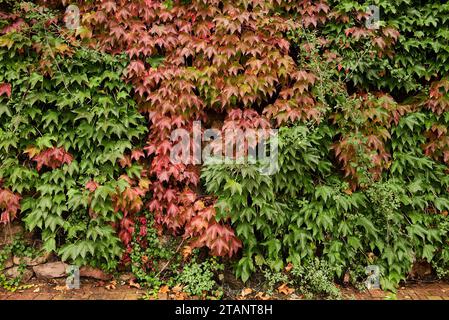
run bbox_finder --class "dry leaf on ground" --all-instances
[278,283,295,295]
[285,263,293,272]
[129,279,141,289]
[54,285,68,291]
[172,284,183,293]
[241,288,253,297]
[255,291,271,300]
[159,285,170,294]
[105,280,117,290]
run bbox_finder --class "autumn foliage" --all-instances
[76,0,330,257]
[2,0,449,291]
[0,187,21,224]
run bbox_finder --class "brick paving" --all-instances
[1,278,449,300]
[341,282,449,300]
[0,278,147,301]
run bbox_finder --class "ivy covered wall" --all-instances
[1,0,449,292]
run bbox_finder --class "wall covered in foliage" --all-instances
[1,0,449,292]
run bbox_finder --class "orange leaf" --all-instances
[182,245,192,261]
[285,263,293,272]
[277,283,295,295]
[240,288,253,297]
[24,146,39,158]
[159,285,170,294]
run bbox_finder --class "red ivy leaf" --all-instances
[31,147,73,171]
[0,83,11,98]
[0,188,21,224]
[86,180,99,192]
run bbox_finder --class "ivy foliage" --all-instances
[202,117,449,290]
[325,0,449,93]
[200,12,449,289]
[1,0,449,293]
[0,3,147,270]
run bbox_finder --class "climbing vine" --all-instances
[1,0,449,293]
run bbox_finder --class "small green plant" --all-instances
[290,259,342,300]
[0,3,147,271]
[384,292,397,300]
[176,258,224,297]
[0,235,36,291]
[434,264,449,280]
[348,265,370,292]
[263,269,290,295]
[141,288,159,300]
[130,213,177,289]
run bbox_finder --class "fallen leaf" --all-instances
[159,285,170,294]
[106,280,117,290]
[158,292,168,300]
[214,290,223,298]
[129,279,141,289]
[241,288,253,297]
[54,285,68,291]
[285,263,293,272]
[255,291,271,300]
[277,283,295,295]
[33,287,40,293]
[172,284,183,293]
[174,292,187,300]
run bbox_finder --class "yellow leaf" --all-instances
[24,146,39,158]
[76,26,92,39]
[182,245,192,261]
[0,37,14,49]
[55,44,71,54]
[138,178,151,190]
[194,200,205,211]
